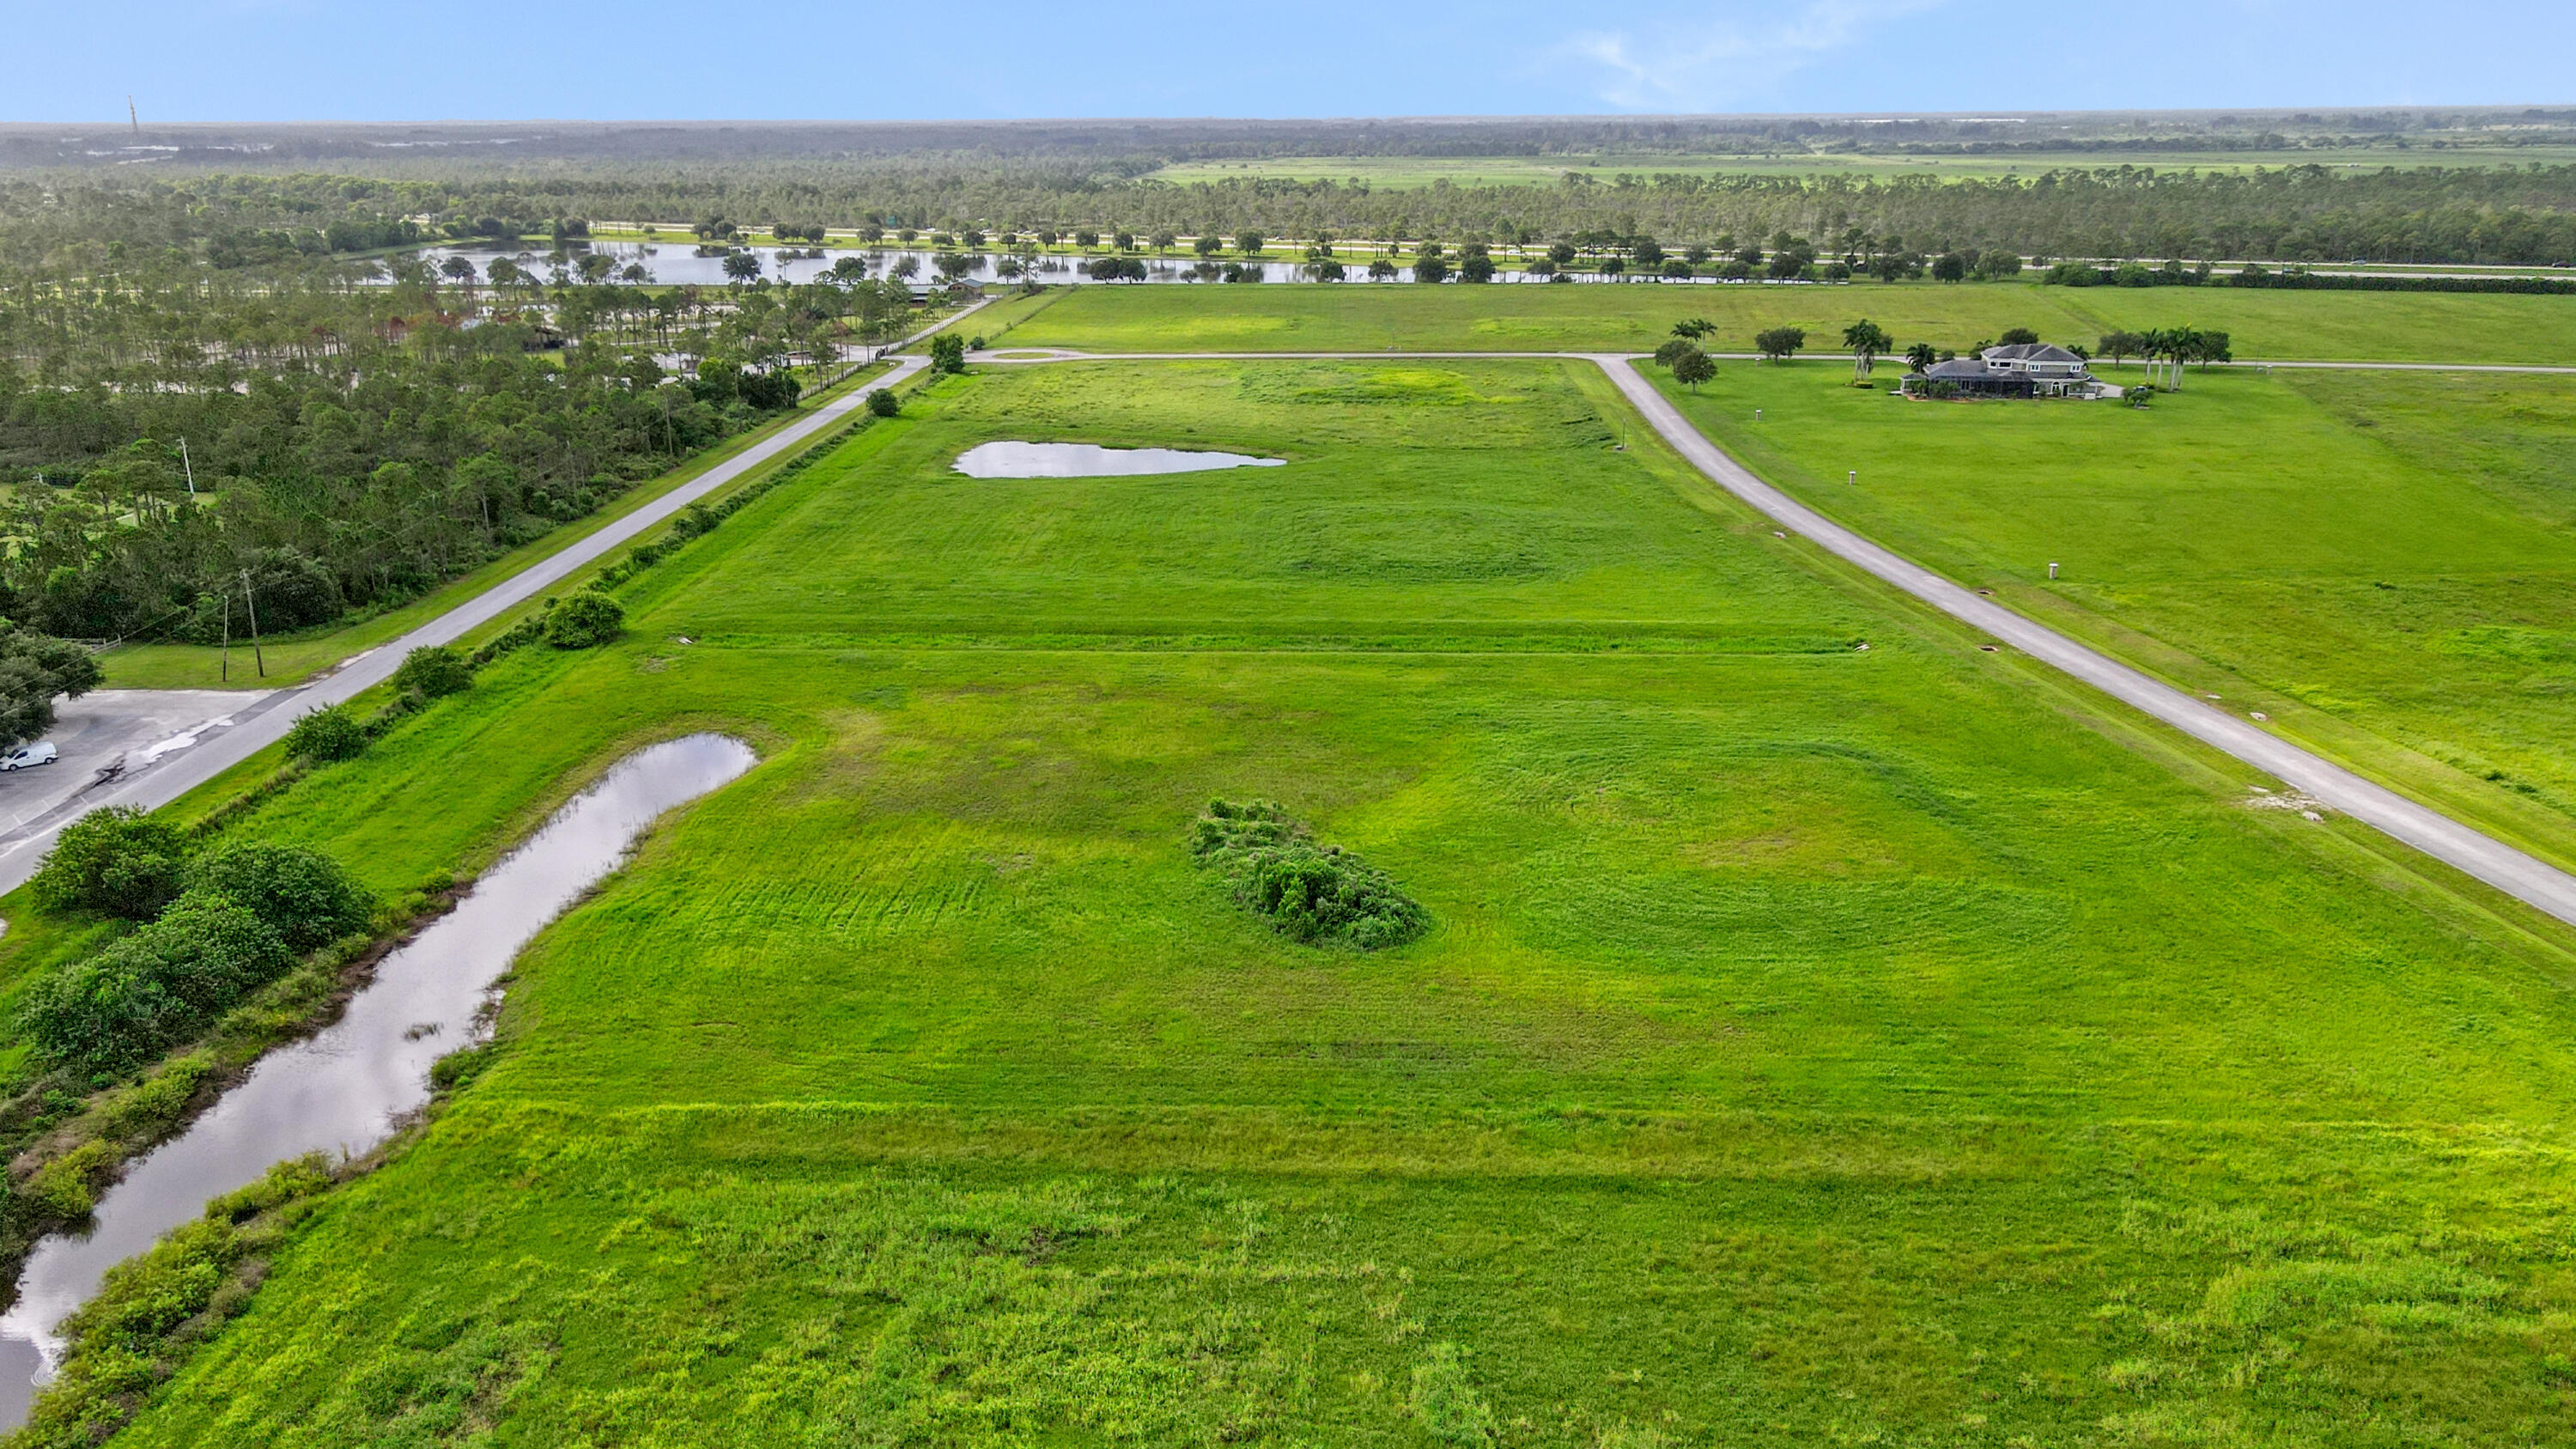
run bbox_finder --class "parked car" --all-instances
[1,741,58,771]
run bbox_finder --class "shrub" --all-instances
[866,387,901,417]
[283,704,368,764]
[544,590,625,648]
[17,957,176,1077]
[23,1139,119,1219]
[21,1154,334,1447]
[666,501,719,540]
[391,644,472,702]
[187,843,374,951]
[928,334,967,374]
[1191,801,1429,951]
[32,806,190,919]
[98,1053,214,1139]
[21,893,289,1074]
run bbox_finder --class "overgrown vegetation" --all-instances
[18,836,373,1077]
[1191,800,1430,950]
[9,1154,337,1449]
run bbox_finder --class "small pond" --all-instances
[0,734,758,1429]
[953,441,1286,478]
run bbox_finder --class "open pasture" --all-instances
[1662,362,2576,873]
[65,358,2576,1446]
[1010,280,2576,365]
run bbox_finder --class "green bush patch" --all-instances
[1191,801,1428,951]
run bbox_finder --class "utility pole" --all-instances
[221,591,230,683]
[240,570,264,678]
[179,437,197,496]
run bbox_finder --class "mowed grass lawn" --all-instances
[1010,280,2576,365]
[1662,362,2576,874]
[96,362,2576,1447]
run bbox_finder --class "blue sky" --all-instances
[3,0,2568,122]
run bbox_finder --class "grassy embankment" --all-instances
[1652,362,2576,877]
[36,359,2576,1447]
[93,358,903,692]
[1009,278,2576,365]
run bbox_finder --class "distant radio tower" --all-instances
[128,96,139,134]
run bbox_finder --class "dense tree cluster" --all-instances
[0,243,912,640]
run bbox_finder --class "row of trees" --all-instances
[2093,329,2234,386]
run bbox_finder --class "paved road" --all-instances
[0,691,262,836]
[975,346,2576,929]
[0,312,969,899]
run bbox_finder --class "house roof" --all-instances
[1922,358,1993,379]
[1983,343,2085,364]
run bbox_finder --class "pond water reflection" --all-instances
[953,441,1287,478]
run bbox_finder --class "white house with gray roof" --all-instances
[1902,343,2121,399]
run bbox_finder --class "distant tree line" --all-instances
[0,251,871,642]
[9,160,2576,270]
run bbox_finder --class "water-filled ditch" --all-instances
[0,733,757,1428]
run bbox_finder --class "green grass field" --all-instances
[1656,361,2576,875]
[46,359,2576,1446]
[1009,281,2576,366]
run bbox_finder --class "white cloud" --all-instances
[1562,0,1948,111]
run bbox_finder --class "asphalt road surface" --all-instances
[0,691,268,836]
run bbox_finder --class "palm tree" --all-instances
[1843,319,1893,382]
[2135,329,2168,390]
[1904,341,1938,374]
[2163,328,2204,391]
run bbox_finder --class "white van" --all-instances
[1,742,58,771]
